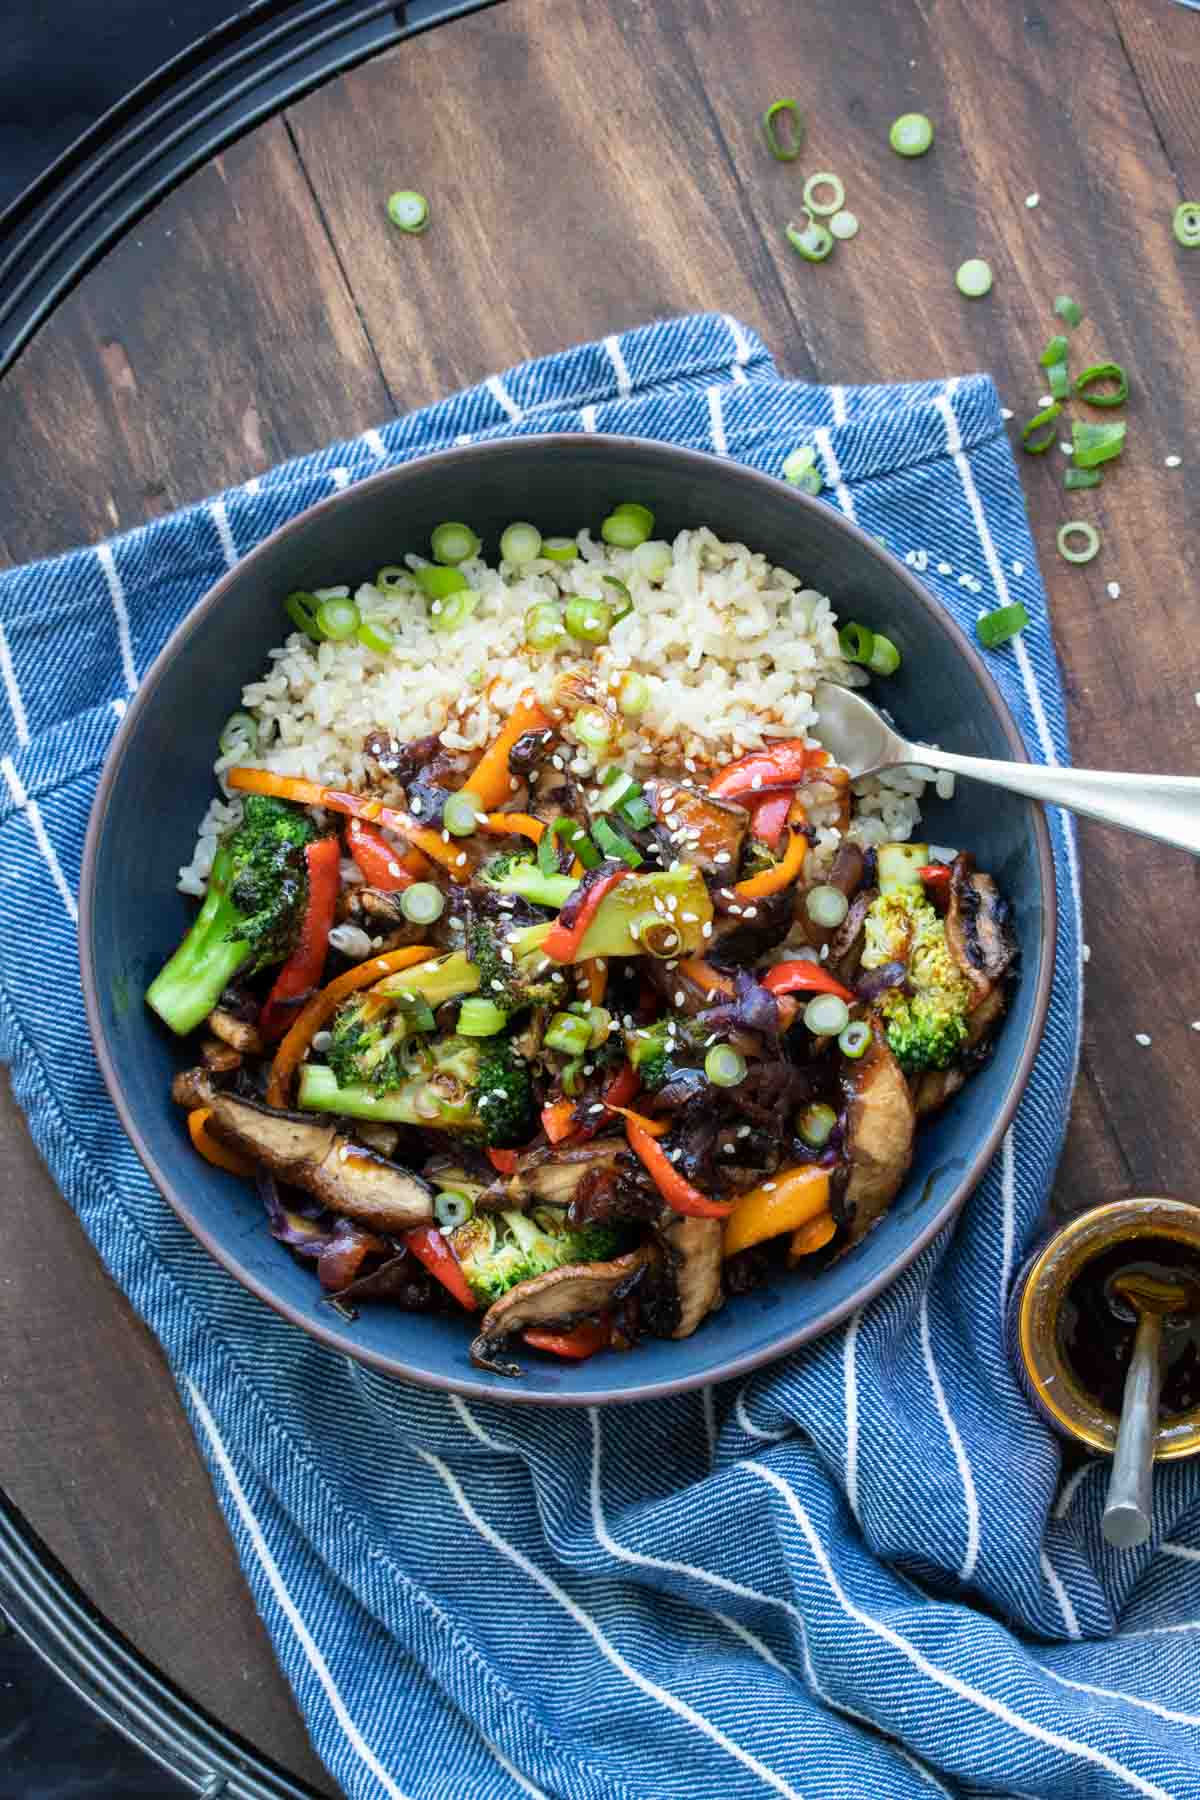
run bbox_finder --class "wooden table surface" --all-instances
[1,0,1197,1788]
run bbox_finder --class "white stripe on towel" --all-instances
[603,334,633,397]
[579,404,598,433]
[187,1382,415,1800]
[734,1390,789,1442]
[1163,1541,1200,1564]
[701,1387,716,1464]
[1040,1549,1081,1640]
[1000,1127,1017,1312]
[96,542,138,693]
[723,315,753,367]
[362,429,387,457]
[0,622,29,747]
[2,755,77,922]
[748,1461,1172,1800]
[486,374,523,422]
[919,1290,980,1581]
[706,386,728,456]
[831,385,848,425]
[844,1308,862,1521]
[1044,1668,1200,1732]
[1054,1464,1091,1519]
[208,497,238,568]
[812,426,856,520]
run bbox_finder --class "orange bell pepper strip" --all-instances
[760,961,854,1002]
[542,869,628,962]
[540,1098,578,1145]
[626,1117,734,1218]
[524,1318,611,1359]
[266,944,435,1108]
[480,812,545,845]
[187,1107,256,1177]
[257,836,342,1042]
[788,1211,837,1262]
[226,767,469,880]
[404,1225,478,1311]
[723,1165,832,1257]
[605,1103,668,1137]
[466,694,553,811]
[584,959,608,1007]
[486,1149,520,1175]
[708,740,812,803]
[346,816,416,891]
[677,958,736,1000]
[733,823,809,901]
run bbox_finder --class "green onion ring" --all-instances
[443,790,484,837]
[315,596,361,640]
[762,98,805,161]
[837,1020,872,1060]
[786,216,834,262]
[218,711,257,757]
[838,621,874,664]
[889,113,934,157]
[1056,522,1101,565]
[284,591,325,639]
[803,172,845,216]
[1020,401,1062,455]
[458,997,508,1038]
[602,575,634,622]
[798,1101,838,1147]
[705,1044,747,1088]
[374,565,410,595]
[867,632,901,676]
[430,521,480,565]
[433,1190,473,1229]
[386,190,430,234]
[399,882,445,925]
[500,522,542,565]
[1173,202,1200,249]
[829,209,859,240]
[564,596,613,644]
[955,258,993,298]
[1073,362,1129,408]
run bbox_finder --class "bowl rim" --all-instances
[80,431,1057,1405]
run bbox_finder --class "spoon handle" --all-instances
[1102,1311,1164,1549]
[907,746,1200,857]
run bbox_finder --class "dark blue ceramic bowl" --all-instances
[81,436,1054,1404]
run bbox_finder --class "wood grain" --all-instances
[0,0,1197,1778]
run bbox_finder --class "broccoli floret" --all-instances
[448,1205,624,1306]
[298,1032,534,1147]
[860,882,973,1073]
[327,993,434,1091]
[625,1016,705,1090]
[468,917,563,1015]
[478,853,577,910]
[147,794,317,1036]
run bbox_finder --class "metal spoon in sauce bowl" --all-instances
[1101,1270,1200,1549]
[813,683,1200,856]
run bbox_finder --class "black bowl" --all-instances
[81,435,1054,1404]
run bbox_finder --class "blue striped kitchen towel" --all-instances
[2,312,1199,1800]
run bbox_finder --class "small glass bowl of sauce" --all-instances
[1012,1197,1200,1459]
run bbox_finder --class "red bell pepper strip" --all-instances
[540,1099,578,1145]
[708,740,812,803]
[919,863,952,912]
[760,961,854,1003]
[572,1063,640,1144]
[404,1224,478,1311]
[257,836,342,1042]
[486,1148,520,1175]
[749,791,793,848]
[541,869,628,963]
[625,1118,734,1218]
[347,816,415,892]
[524,1318,611,1359]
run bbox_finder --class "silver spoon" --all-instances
[813,683,1200,856]
[1101,1270,1200,1549]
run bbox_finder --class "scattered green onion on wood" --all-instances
[430,522,480,565]
[1064,467,1102,491]
[1021,401,1062,454]
[386,190,430,234]
[541,537,578,563]
[803,172,845,216]
[705,1044,747,1088]
[830,210,859,240]
[458,997,508,1037]
[1173,202,1200,249]
[443,790,485,837]
[399,882,445,925]
[762,98,805,161]
[1073,363,1129,408]
[955,258,993,298]
[838,1020,872,1059]
[1048,361,1071,401]
[1057,521,1100,565]
[798,1101,838,1147]
[564,596,613,645]
[1054,295,1083,329]
[889,113,934,157]
[315,596,361,640]
[976,604,1029,649]
[525,601,567,651]
[500,522,542,565]
[786,216,834,262]
[1072,418,1126,468]
[1039,335,1069,368]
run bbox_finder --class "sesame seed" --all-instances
[1082,943,1091,963]
[763,1181,777,1192]
[442,829,450,843]
[583,1063,594,1075]
[510,776,520,793]
[1011,560,1024,576]
[1038,394,1053,410]
[552,755,564,770]
[681,911,698,923]
[431,600,443,614]
[744,906,758,920]
[727,903,743,917]
[1059,441,1073,455]
[1135,1032,1152,1047]
[1192,1021,1200,1033]
[491,979,505,991]
[937,561,953,575]
[1025,192,1039,208]
[819,944,829,961]
[665,959,678,971]
[1106,583,1121,600]
[723,1142,736,1155]
[500,948,514,965]
[702,922,713,938]
[668,1148,682,1163]
[713,852,732,865]
[388,862,403,878]
[475,812,489,825]
[410,797,423,816]
[674,990,686,1006]
[595,958,606,970]
[456,852,467,866]
[1000,408,1014,421]
[1165,454,1182,469]
[736,1124,751,1139]
[589,1103,605,1114]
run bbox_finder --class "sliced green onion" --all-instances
[795,467,824,496]
[1021,401,1062,454]
[631,912,682,958]
[806,884,850,928]
[374,565,410,595]
[838,1020,872,1060]
[399,882,445,925]
[545,1010,592,1057]
[762,97,804,160]
[866,632,900,676]
[356,617,394,653]
[782,446,816,483]
[285,591,325,639]
[414,564,469,599]
[315,596,361,640]
[386,190,429,234]
[564,596,613,644]
[1072,418,1126,467]
[592,816,644,868]
[612,502,654,534]
[804,993,850,1037]
[538,817,601,876]
[428,589,476,633]
[561,1056,586,1097]
[500,522,542,565]
[443,789,484,837]
[705,1044,747,1088]
[583,1006,613,1048]
[1073,363,1129,408]
[976,604,1030,648]
[601,764,641,795]
[1064,467,1102,491]
[430,521,480,565]
[1048,361,1071,401]
[434,1189,473,1229]
[617,671,652,716]
[574,707,613,752]
[525,601,567,651]
[799,1101,838,1148]
[541,537,578,563]
[803,172,845,217]
[218,711,257,757]
[631,539,673,584]
[955,258,993,298]
[617,792,654,832]
[1056,521,1100,565]
[458,997,508,1037]
[398,997,437,1036]
[830,209,859,240]
[1054,295,1083,329]
[889,112,934,157]
[839,621,874,664]
[786,217,834,262]
[1039,334,1069,368]
[601,509,652,549]
[1173,202,1200,249]
[602,575,634,621]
